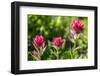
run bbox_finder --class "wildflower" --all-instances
[32,50,38,57]
[71,19,84,34]
[53,37,63,46]
[33,35,45,48]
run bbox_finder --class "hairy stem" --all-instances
[32,43,41,60]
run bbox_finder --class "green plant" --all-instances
[28,15,88,61]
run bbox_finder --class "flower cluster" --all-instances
[32,34,64,59]
[31,19,85,60]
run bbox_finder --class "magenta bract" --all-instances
[53,37,63,46]
[32,51,38,56]
[71,19,84,34]
[33,35,45,48]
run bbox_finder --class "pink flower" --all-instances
[53,37,63,46]
[71,19,84,34]
[33,35,45,48]
[32,50,38,57]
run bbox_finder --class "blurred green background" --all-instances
[28,15,88,60]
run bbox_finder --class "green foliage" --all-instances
[28,15,88,61]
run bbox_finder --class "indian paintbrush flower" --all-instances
[71,19,85,34]
[33,35,45,48]
[32,50,38,57]
[52,37,63,46]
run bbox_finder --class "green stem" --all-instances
[52,46,59,59]
[56,50,59,59]
[32,43,41,60]
[69,48,73,59]
[33,43,40,55]
[73,40,76,49]
[70,50,74,59]
[33,56,40,60]
[28,52,40,60]
[71,40,77,59]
